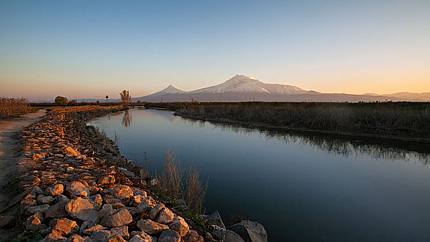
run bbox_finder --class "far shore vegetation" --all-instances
[144,102,430,143]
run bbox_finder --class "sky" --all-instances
[0,0,429,101]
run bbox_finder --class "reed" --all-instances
[0,97,33,119]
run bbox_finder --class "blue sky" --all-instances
[0,0,429,100]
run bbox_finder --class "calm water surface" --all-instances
[89,109,430,242]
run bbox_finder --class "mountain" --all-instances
[383,92,430,101]
[190,75,307,95]
[136,75,428,102]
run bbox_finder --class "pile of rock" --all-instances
[15,107,267,242]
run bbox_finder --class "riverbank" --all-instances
[144,102,430,144]
[2,106,265,242]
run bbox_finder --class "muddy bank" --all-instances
[3,106,266,242]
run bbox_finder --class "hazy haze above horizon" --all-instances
[0,0,429,101]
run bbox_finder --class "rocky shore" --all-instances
[0,106,267,242]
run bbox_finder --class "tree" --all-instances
[54,96,68,105]
[120,90,131,105]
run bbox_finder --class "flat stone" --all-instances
[136,219,169,235]
[112,185,134,200]
[156,207,175,224]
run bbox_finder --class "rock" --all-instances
[210,225,227,240]
[52,218,79,236]
[137,197,156,212]
[26,204,50,214]
[149,204,165,220]
[44,229,67,242]
[67,234,87,242]
[90,230,112,241]
[47,183,64,196]
[158,230,181,242]
[66,181,89,197]
[91,194,103,208]
[65,146,81,157]
[184,230,204,242]
[112,185,134,200]
[225,230,245,242]
[230,220,267,242]
[25,212,46,232]
[156,207,175,224]
[169,216,189,237]
[111,226,130,239]
[0,215,16,228]
[136,219,169,235]
[45,196,69,219]
[129,235,150,242]
[83,224,107,235]
[97,204,115,220]
[129,231,153,242]
[207,211,226,229]
[65,197,97,222]
[21,193,37,207]
[98,175,116,186]
[101,208,133,227]
[37,194,55,204]
[132,195,146,205]
[108,235,127,242]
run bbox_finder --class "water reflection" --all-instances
[180,116,430,164]
[122,110,132,128]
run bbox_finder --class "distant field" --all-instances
[144,102,430,143]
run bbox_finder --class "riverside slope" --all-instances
[4,106,266,242]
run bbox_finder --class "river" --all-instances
[88,108,430,242]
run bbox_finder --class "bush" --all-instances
[54,96,68,105]
[0,97,32,119]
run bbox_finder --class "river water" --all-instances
[89,108,430,242]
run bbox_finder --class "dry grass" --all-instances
[156,151,206,212]
[184,168,206,213]
[0,97,33,119]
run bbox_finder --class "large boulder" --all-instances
[230,220,267,242]
[112,185,134,200]
[169,216,190,237]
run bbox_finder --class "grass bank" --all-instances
[144,102,430,143]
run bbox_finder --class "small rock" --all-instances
[83,224,107,235]
[44,229,67,242]
[67,234,86,242]
[149,204,165,220]
[156,207,175,224]
[101,208,133,227]
[66,181,89,197]
[112,185,134,200]
[136,219,169,235]
[52,218,79,236]
[65,146,81,157]
[91,194,103,208]
[47,184,64,196]
[111,226,130,239]
[37,194,55,204]
[169,216,189,237]
[26,204,50,215]
[90,230,112,241]
[98,175,116,186]
[45,196,69,219]
[158,230,181,242]
[25,212,46,232]
[184,230,204,242]
[210,225,226,240]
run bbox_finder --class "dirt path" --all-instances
[0,110,45,240]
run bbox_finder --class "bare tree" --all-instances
[120,90,131,105]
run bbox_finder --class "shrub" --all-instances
[0,97,32,119]
[54,96,68,105]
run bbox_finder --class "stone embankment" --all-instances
[1,106,267,242]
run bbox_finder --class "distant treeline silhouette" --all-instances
[145,102,430,142]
